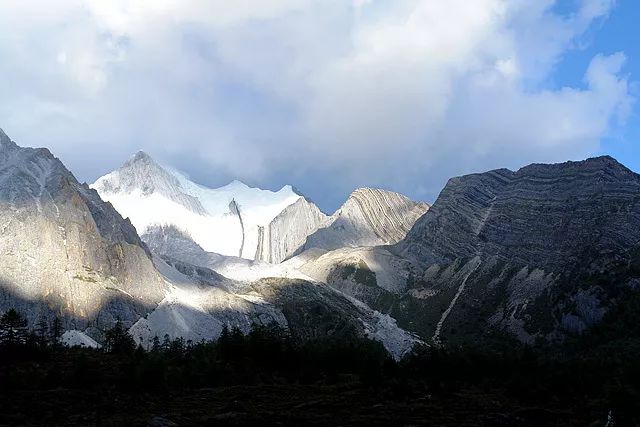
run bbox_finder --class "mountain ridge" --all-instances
[297,155,640,346]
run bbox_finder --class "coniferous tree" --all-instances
[104,320,135,355]
[0,309,28,346]
[51,316,62,348]
[34,317,50,348]
[161,334,171,352]
[151,335,161,353]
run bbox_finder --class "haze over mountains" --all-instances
[1,127,640,356]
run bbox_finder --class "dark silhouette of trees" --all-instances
[33,316,49,348]
[51,316,62,348]
[104,320,135,355]
[0,308,28,346]
[0,306,639,425]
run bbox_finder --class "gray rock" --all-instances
[255,196,328,263]
[399,156,640,273]
[302,156,640,345]
[298,187,429,254]
[389,156,640,343]
[0,129,166,333]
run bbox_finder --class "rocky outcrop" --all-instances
[255,197,328,263]
[0,129,166,334]
[398,156,640,273]
[297,188,428,254]
[298,157,640,347]
[240,156,640,348]
[0,131,420,357]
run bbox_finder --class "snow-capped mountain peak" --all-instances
[92,152,320,260]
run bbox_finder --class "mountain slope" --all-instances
[391,156,640,344]
[130,253,419,359]
[399,156,640,272]
[299,157,640,346]
[0,131,419,357]
[255,196,328,263]
[296,188,428,255]
[0,128,167,333]
[93,153,326,261]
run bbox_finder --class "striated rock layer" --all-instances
[300,157,640,346]
[399,156,640,273]
[255,197,328,263]
[297,188,429,255]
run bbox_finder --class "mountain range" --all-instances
[2,127,640,355]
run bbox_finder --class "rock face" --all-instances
[392,156,640,344]
[302,157,640,346]
[0,129,166,334]
[297,188,428,254]
[399,156,640,273]
[126,246,419,359]
[93,153,326,262]
[255,197,328,263]
[0,131,419,357]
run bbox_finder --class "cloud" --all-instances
[0,0,633,210]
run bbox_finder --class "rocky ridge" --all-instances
[0,129,167,335]
[297,187,429,255]
[300,157,640,346]
[0,130,420,357]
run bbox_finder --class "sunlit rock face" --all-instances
[0,128,167,332]
[255,196,329,263]
[296,187,429,255]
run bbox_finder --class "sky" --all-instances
[0,0,638,212]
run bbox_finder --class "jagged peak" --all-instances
[287,185,325,212]
[348,187,406,198]
[0,127,17,149]
[342,187,424,210]
[225,179,250,189]
[331,187,427,220]
[93,149,186,199]
[121,150,159,170]
[110,150,177,182]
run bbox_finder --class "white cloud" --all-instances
[0,0,633,209]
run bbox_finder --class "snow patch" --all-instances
[61,330,101,349]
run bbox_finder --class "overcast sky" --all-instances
[0,0,638,212]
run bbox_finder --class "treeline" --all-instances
[0,308,395,390]
[1,307,640,425]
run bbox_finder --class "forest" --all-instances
[1,306,639,426]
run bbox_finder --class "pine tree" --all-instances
[34,317,50,348]
[104,320,135,355]
[0,309,28,346]
[51,316,62,348]
[161,334,171,352]
[151,335,161,353]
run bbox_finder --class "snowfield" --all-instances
[92,153,301,259]
[61,330,101,349]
